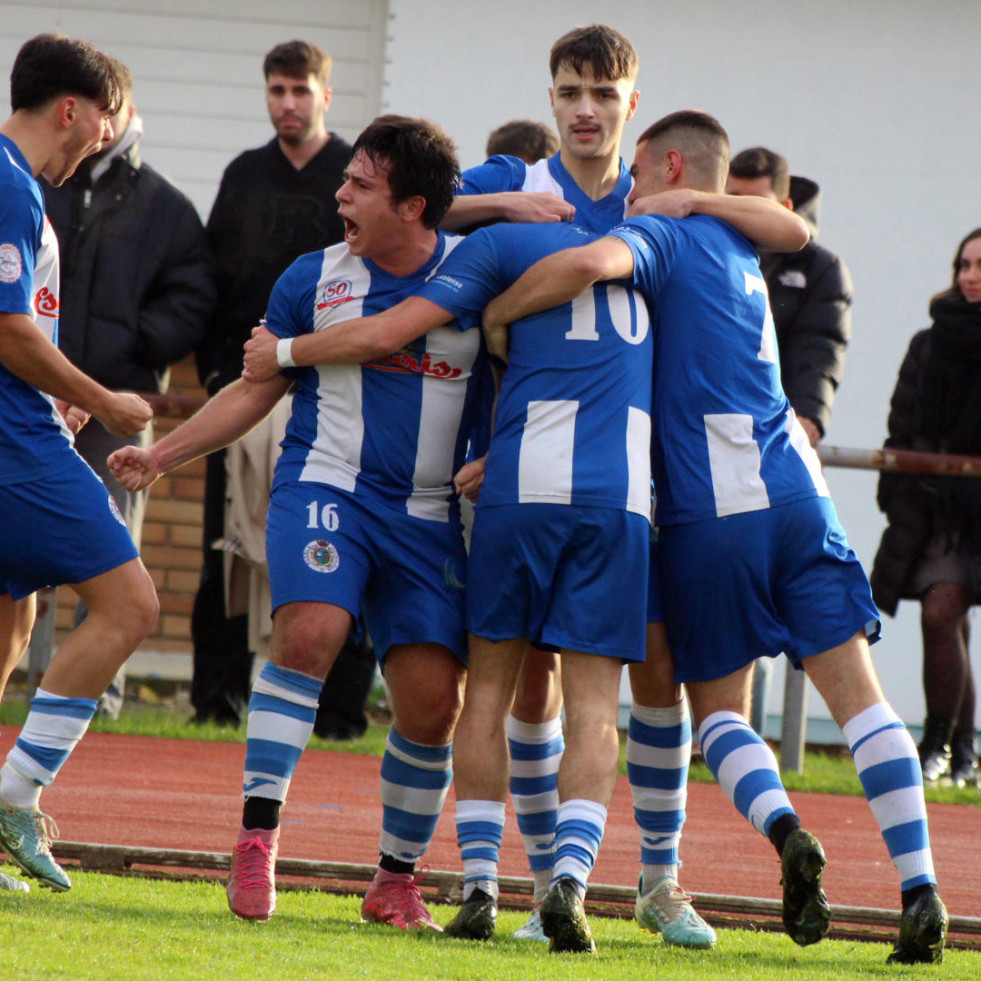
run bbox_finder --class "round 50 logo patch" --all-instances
[304,539,340,573]
[0,243,23,283]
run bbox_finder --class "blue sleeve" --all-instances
[260,253,320,379]
[609,216,677,298]
[0,190,41,317]
[261,254,319,340]
[417,229,508,329]
[458,155,527,196]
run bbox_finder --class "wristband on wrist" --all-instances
[276,337,296,369]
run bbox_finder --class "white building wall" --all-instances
[0,0,389,215]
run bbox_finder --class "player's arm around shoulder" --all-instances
[442,155,575,230]
[483,236,635,338]
[243,297,453,380]
[441,191,575,230]
[628,188,809,252]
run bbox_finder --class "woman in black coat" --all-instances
[870,227,981,786]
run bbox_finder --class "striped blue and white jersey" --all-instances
[264,232,487,523]
[0,134,74,486]
[459,153,632,234]
[419,222,652,518]
[611,214,828,526]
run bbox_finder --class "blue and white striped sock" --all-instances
[552,798,607,896]
[1,688,97,808]
[455,798,505,900]
[508,714,563,902]
[379,729,452,865]
[844,702,937,891]
[699,711,796,836]
[242,662,321,802]
[628,700,690,892]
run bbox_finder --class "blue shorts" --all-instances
[658,496,881,683]
[0,455,138,600]
[266,481,467,663]
[467,503,648,662]
[646,529,663,625]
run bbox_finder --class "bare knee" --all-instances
[386,646,464,744]
[271,603,352,678]
[396,678,463,744]
[88,565,159,647]
[512,646,561,721]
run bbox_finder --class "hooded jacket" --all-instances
[870,295,981,614]
[43,118,216,393]
[761,175,853,436]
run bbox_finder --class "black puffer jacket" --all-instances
[43,138,216,393]
[761,176,853,436]
[870,298,981,614]
[869,330,933,615]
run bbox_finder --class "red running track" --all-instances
[16,729,979,925]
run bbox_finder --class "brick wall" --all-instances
[55,356,207,652]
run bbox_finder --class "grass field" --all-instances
[2,869,978,981]
[1,691,979,978]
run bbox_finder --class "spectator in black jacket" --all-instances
[42,61,216,717]
[726,146,854,735]
[727,147,852,446]
[870,228,981,787]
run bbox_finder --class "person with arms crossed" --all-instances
[0,33,157,894]
[110,116,486,931]
[241,151,806,956]
[481,109,948,965]
[191,39,356,730]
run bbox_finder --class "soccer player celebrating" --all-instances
[481,109,949,966]
[0,34,157,893]
[110,116,487,931]
[240,142,805,956]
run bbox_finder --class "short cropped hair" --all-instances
[113,59,134,101]
[263,40,332,85]
[638,110,731,191]
[352,115,460,229]
[729,146,791,201]
[549,24,638,82]
[486,120,559,164]
[10,33,121,114]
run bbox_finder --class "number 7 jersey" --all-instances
[610,214,829,526]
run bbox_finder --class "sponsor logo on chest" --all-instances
[316,278,355,310]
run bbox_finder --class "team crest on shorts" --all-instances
[0,243,23,283]
[304,539,340,573]
[107,494,126,527]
